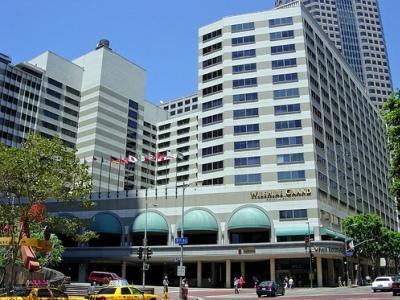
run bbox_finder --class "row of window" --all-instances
[234,169,305,185]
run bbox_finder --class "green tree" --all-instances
[380,228,400,274]
[342,214,384,277]
[0,133,94,288]
[382,90,400,198]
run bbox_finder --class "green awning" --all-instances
[320,227,346,240]
[227,207,271,230]
[275,226,312,236]
[176,209,218,232]
[89,212,122,234]
[132,211,169,233]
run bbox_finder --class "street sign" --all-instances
[177,265,186,276]
[175,237,188,245]
[346,250,354,257]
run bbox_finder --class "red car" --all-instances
[88,271,120,285]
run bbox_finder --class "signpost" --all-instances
[177,266,186,277]
[175,237,188,245]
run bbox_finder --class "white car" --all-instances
[371,276,393,292]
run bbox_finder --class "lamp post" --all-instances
[306,221,313,288]
[142,187,148,287]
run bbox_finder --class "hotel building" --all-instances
[1,2,396,288]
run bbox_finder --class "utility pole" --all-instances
[306,221,313,288]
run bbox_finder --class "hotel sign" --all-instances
[250,188,312,199]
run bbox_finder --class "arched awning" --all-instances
[131,211,169,233]
[227,207,271,231]
[275,225,312,236]
[89,212,122,235]
[320,227,346,241]
[176,209,218,232]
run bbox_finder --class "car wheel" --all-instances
[272,291,276,297]
[373,289,376,292]
[393,291,397,296]
[281,289,285,296]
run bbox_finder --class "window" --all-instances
[177,137,190,144]
[43,110,59,121]
[272,73,298,84]
[272,58,297,69]
[202,113,223,126]
[234,156,260,168]
[274,104,301,115]
[270,30,294,41]
[203,42,222,55]
[232,49,256,60]
[46,88,61,99]
[128,119,137,129]
[234,140,260,151]
[269,17,293,27]
[129,100,139,110]
[64,107,78,117]
[65,96,79,107]
[177,118,190,126]
[277,153,304,164]
[203,177,224,185]
[232,63,257,74]
[202,69,222,82]
[203,84,223,96]
[203,29,222,42]
[128,110,138,119]
[66,86,80,96]
[233,92,258,103]
[231,22,255,32]
[232,35,255,46]
[63,117,77,127]
[271,44,296,54]
[62,128,76,138]
[177,127,190,135]
[202,160,224,172]
[41,121,58,131]
[202,56,222,68]
[202,145,223,156]
[273,88,300,99]
[234,124,259,134]
[275,120,302,131]
[158,123,171,131]
[276,136,303,147]
[235,173,261,185]
[277,170,306,181]
[233,108,258,119]
[233,77,257,88]
[279,209,307,220]
[202,98,223,111]
[202,128,223,141]
[48,77,62,88]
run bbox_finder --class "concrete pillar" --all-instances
[327,259,334,287]
[240,261,245,277]
[211,262,216,286]
[121,261,127,279]
[226,260,231,288]
[78,263,88,283]
[197,261,202,287]
[317,257,323,287]
[270,258,276,281]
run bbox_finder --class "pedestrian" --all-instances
[233,277,239,294]
[163,276,169,294]
[239,276,245,289]
[288,277,294,288]
[182,277,189,300]
[338,276,343,287]
[252,275,259,288]
[88,282,96,295]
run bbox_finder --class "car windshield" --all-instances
[260,281,274,286]
[375,278,391,281]
[11,289,31,296]
[97,288,117,294]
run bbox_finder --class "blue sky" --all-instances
[1,0,398,104]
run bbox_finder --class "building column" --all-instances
[211,262,216,286]
[240,261,245,277]
[78,263,88,283]
[270,258,276,281]
[121,261,127,279]
[327,259,334,287]
[317,257,323,287]
[226,260,231,288]
[197,261,202,287]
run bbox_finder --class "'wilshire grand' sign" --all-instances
[250,188,312,199]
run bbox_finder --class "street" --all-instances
[154,286,398,300]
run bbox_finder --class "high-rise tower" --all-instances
[275,0,392,108]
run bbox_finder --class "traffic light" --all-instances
[146,247,153,260]
[137,247,143,260]
[310,253,315,264]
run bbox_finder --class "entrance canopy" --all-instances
[275,225,312,236]
[131,211,169,233]
[176,209,218,232]
[320,227,346,240]
[89,212,122,234]
[227,207,271,231]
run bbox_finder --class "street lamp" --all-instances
[306,221,313,288]
[142,187,148,287]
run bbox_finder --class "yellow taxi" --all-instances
[89,285,160,300]
[0,287,69,300]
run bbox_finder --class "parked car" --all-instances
[88,271,120,285]
[89,285,160,300]
[0,287,69,300]
[256,280,285,297]
[391,276,400,296]
[371,276,393,292]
